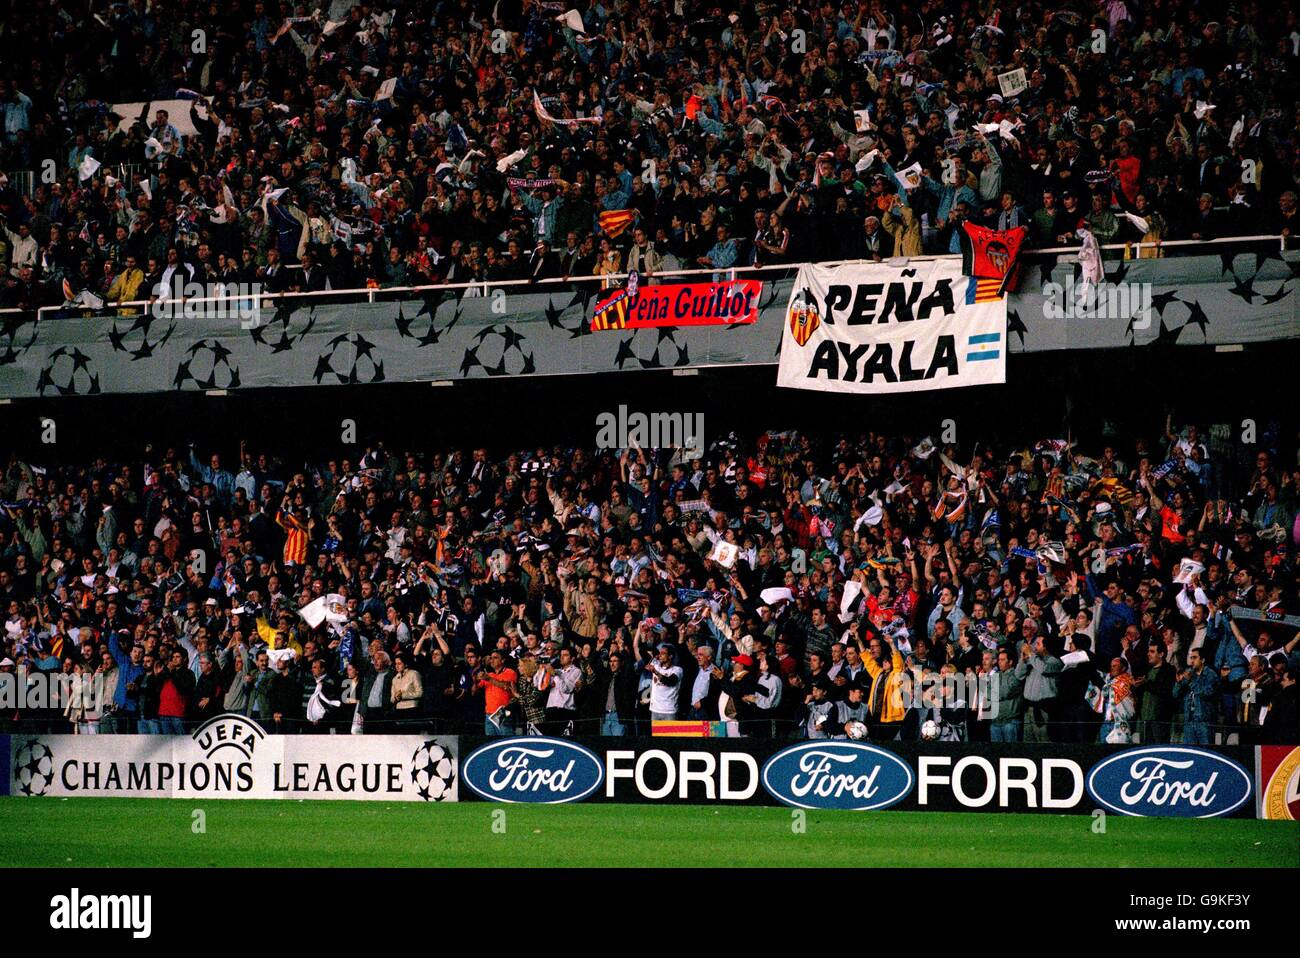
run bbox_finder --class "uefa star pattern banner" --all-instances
[0,252,1294,398]
[777,260,1008,394]
[6,714,459,802]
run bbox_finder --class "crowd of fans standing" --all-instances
[1,0,1298,310]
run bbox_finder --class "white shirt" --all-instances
[649,662,682,715]
[545,664,581,710]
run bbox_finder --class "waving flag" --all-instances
[598,208,635,238]
[959,222,1028,293]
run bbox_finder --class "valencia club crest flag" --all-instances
[787,287,820,346]
[958,222,1028,294]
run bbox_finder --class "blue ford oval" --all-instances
[462,737,604,804]
[1086,746,1252,818]
[762,741,914,811]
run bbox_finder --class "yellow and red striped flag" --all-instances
[598,208,635,238]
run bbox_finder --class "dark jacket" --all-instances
[357,668,394,719]
[191,670,224,712]
[607,661,640,723]
[270,669,303,720]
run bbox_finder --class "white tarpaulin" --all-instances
[113,99,207,138]
[778,259,1007,394]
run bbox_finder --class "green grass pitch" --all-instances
[0,798,1294,868]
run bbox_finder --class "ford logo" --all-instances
[1086,747,1252,818]
[761,742,914,811]
[461,738,604,804]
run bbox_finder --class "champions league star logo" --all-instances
[459,324,535,377]
[174,339,241,390]
[394,300,462,347]
[409,740,456,801]
[13,738,54,796]
[613,326,690,370]
[108,312,177,361]
[37,346,102,396]
[249,302,318,353]
[313,333,386,384]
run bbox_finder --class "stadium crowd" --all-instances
[1,416,1298,745]
[1,0,1298,310]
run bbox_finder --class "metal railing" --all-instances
[12,232,1294,324]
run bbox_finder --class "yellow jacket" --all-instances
[864,645,907,723]
[106,267,146,308]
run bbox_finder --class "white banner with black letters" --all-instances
[778,260,1008,394]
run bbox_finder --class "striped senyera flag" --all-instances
[598,208,635,238]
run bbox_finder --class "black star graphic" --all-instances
[543,297,566,330]
[485,356,508,376]
[326,332,349,350]
[129,313,154,335]
[1150,290,1179,316]
[312,352,336,383]
[1262,282,1292,305]
[1006,309,1027,348]
[210,340,233,365]
[459,346,482,375]
[173,359,193,388]
[1149,317,1185,348]
[1227,276,1257,304]
[226,368,241,389]
[1254,247,1284,274]
[567,316,591,338]
[519,352,536,375]
[613,338,637,369]
[369,360,384,383]
[1182,300,1210,337]
[655,326,679,344]
[1,312,31,340]
[394,304,414,338]
[352,333,376,359]
[500,326,526,352]
[86,374,101,394]
[108,325,129,352]
[130,339,155,360]
[36,364,54,394]
[475,324,498,343]
[69,348,92,373]
[271,332,295,353]
[674,343,691,366]
[1219,250,1237,277]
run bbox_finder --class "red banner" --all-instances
[592,279,762,331]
